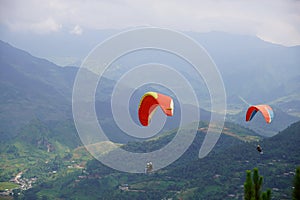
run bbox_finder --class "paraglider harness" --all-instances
[257,145,263,154]
[145,162,153,174]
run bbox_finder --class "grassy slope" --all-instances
[1,119,299,199]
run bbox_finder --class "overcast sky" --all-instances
[0,0,300,46]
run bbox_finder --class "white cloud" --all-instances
[70,25,83,35]
[0,0,299,46]
[30,18,62,34]
[2,17,62,34]
[0,1,62,34]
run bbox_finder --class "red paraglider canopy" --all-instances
[246,104,274,124]
[138,92,174,126]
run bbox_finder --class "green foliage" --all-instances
[244,170,253,200]
[0,182,19,190]
[243,168,271,200]
[293,167,300,200]
[86,159,115,176]
[123,131,175,153]
[252,168,263,200]
[1,120,300,199]
[261,189,271,200]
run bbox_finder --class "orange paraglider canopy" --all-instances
[138,92,174,126]
[246,104,274,124]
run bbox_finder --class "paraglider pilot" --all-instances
[256,145,263,154]
[145,162,153,174]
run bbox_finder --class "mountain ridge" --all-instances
[1,38,299,141]
[22,120,298,200]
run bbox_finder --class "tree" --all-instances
[293,167,300,200]
[244,168,271,200]
[244,170,253,200]
[252,168,263,200]
[261,189,271,200]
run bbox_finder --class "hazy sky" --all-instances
[0,0,300,46]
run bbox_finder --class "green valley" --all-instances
[1,119,299,199]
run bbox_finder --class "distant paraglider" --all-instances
[145,162,153,174]
[138,92,174,126]
[256,144,263,154]
[243,104,271,156]
[246,104,274,124]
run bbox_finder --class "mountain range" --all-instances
[1,30,299,140]
[0,32,299,199]
[2,30,299,106]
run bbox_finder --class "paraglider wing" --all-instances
[246,104,274,124]
[138,92,174,126]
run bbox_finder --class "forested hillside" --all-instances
[5,121,298,200]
